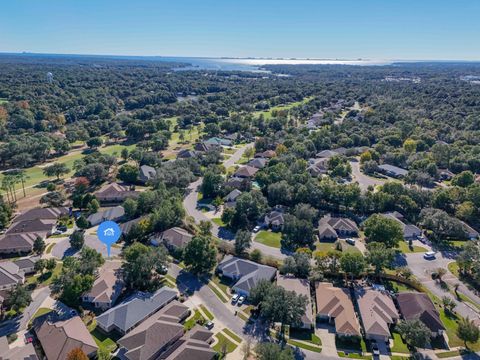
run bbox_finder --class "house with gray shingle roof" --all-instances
[163,325,216,360]
[381,212,422,240]
[0,261,24,290]
[217,256,276,297]
[0,233,37,254]
[0,335,38,360]
[378,164,408,178]
[318,215,359,241]
[139,165,157,184]
[96,287,178,335]
[87,206,125,227]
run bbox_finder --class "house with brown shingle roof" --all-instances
[117,301,190,360]
[162,325,216,360]
[34,314,98,360]
[13,207,69,223]
[82,262,124,310]
[355,288,399,342]
[234,165,258,179]
[277,275,314,329]
[315,282,360,337]
[151,227,194,250]
[396,292,445,336]
[318,215,358,241]
[95,183,140,205]
[6,219,56,238]
[0,233,37,254]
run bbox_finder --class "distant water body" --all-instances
[162,57,393,71]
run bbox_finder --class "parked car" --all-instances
[231,294,240,304]
[253,225,261,233]
[424,251,436,260]
[237,296,245,306]
[346,238,356,245]
[57,225,67,232]
[205,321,214,330]
[372,343,380,356]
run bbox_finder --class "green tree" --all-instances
[456,317,480,348]
[45,258,56,272]
[364,214,403,248]
[87,198,100,214]
[366,242,395,276]
[280,253,311,278]
[118,164,139,184]
[199,220,212,237]
[121,148,129,162]
[122,242,168,291]
[452,171,475,188]
[40,191,66,207]
[200,170,223,199]
[234,229,252,256]
[6,284,32,311]
[75,215,89,229]
[33,236,46,254]
[69,230,85,250]
[340,252,366,280]
[42,162,70,180]
[183,236,217,275]
[255,343,295,360]
[34,259,46,273]
[396,319,431,349]
[86,137,103,149]
[249,249,263,263]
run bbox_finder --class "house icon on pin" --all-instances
[103,228,115,237]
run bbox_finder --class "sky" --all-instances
[1,0,479,60]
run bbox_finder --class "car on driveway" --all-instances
[253,225,261,233]
[205,321,214,330]
[346,238,356,245]
[372,343,380,356]
[237,296,245,306]
[231,294,239,304]
[424,251,436,260]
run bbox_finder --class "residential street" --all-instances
[182,143,287,260]
[349,160,387,192]
[50,234,121,259]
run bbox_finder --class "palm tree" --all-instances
[15,170,29,197]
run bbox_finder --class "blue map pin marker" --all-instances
[97,221,122,257]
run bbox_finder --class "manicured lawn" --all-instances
[207,282,228,303]
[213,332,238,355]
[338,352,372,360]
[339,240,361,254]
[30,307,53,322]
[440,310,463,348]
[90,328,118,352]
[437,350,469,358]
[223,328,242,343]
[335,336,367,353]
[45,243,55,254]
[255,230,281,248]
[315,241,336,256]
[184,310,206,331]
[200,305,214,321]
[447,261,459,277]
[396,241,427,254]
[211,274,231,297]
[385,280,416,294]
[212,218,226,227]
[287,338,322,352]
[289,329,322,345]
[391,332,410,354]
[26,263,62,287]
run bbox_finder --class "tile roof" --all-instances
[355,288,399,338]
[315,282,360,336]
[34,315,98,360]
[397,292,445,333]
[96,287,178,334]
[277,275,314,327]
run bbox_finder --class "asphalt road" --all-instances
[349,160,387,192]
[51,234,121,259]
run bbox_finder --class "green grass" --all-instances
[212,218,226,227]
[436,350,470,358]
[335,336,367,353]
[255,230,282,248]
[338,352,372,360]
[45,243,55,254]
[26,263,62,286]
[287,339,322,353]
[200,305,214,321]
[213,332,238,355]
[339,240,361,254]
[315,241,336,256]
[396,241,427,254]
[90,328,118,352]
[438,310,480,351]
[0,98,8,104]
[223,328,242,343]
[253,96,314,120]
[391,332,410,354]
[391,357,411,360]
[207,282,228,303]
[30,307,53,323]
[385,280,416,294]
[447,262,459,277]
[289,329,322,346]
[211,274,231,297]
[184,310,206,331]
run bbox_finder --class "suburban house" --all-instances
[119,216,148,236]
[204,137,232,147]
[194,142,221,152]
[355,288,399,342]
[177,149,198,159]
[318,215,359,241]
[96,287,178,335]
[139,165,157,184]
[439,169,454,181]
[82,262,124,310]
[306,112,325,129]
[255,150,276,159]
[117,300,190,360]
[382,212,422,240]
[224,177,250,190]
[95,183,140,205]
[315,282,361,337]
[0,335,38,360]
[0,261,24,290]
[378,164,408,178]
[12,207,69,223]
[151,227,194,250]
[277,275,314,329]
[0,233,38,254]
[307,158,329,177]
[34,314,98,360]
[264,209,285,231]
[217,256,277,297]
[87,206,125,227]
[223,189,242,204]
[396,292,445,337]
[13,257,38,275]
[316,150,340,159]
[162,325,216,360]
[234,165,258,179]
[6,218,56,238]
[248,158,267,169]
